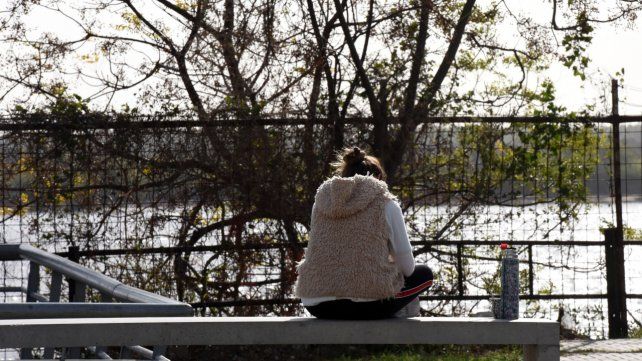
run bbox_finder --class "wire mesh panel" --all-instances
[1,115,640,338]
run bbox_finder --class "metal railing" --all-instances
[2,111,642,338]
[0,244,193,360]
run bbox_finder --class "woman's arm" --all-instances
[384,200,415,277]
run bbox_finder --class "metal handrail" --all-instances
[0,244,184,304]
[0,243,193,360]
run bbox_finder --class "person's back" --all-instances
[295,147,434,319]
[295,174,404,299]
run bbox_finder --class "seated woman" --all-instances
[295,147,434,319]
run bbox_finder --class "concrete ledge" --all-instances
[0,316,559,348]
[0,302,193,318]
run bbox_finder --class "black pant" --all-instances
[304,265,434,319]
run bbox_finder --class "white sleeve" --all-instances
[384,200,415,277]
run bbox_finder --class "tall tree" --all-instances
[0,0,639,315]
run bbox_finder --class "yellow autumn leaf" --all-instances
[176,0,190,10]
[80,53,99,64]
[55,194,67,203]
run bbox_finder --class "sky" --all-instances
[548,17,642,115]
[501,0,642,116]
[8,0,642,116]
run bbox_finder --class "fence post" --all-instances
[67,245,80,301]
[25,261,40,302]
[49,271,63,302]
[65,245,84,359]
[527,245,534,297]
[604,228,628,338]
[611,79,624,235]
[43,272,60,361]
[456,244,464,296]
[606,79,628,338]
[20,262,41,359]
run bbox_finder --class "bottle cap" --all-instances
[500,243,508,250]
[505,248,517,257]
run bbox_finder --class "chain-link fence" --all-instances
[1,114,640,338]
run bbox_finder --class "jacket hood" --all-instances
[314,175,391,219]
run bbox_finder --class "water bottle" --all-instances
[500,243,519,320]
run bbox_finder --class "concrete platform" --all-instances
[562,353,642,360]
[0,316,560,360]
[561,339,642,360]
[562,339,642,353]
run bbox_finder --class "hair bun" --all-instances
[343,147,365,164]
[331,146,386,180]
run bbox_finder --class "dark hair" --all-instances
[332,147,387,181]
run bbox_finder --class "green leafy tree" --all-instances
[0,0,637,320]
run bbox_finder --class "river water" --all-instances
[1,201,641,339]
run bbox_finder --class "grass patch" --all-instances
[171,345,522,361]
[329,345,520,361]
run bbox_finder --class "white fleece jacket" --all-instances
[294,175,410,303]
[300,200,415,306]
